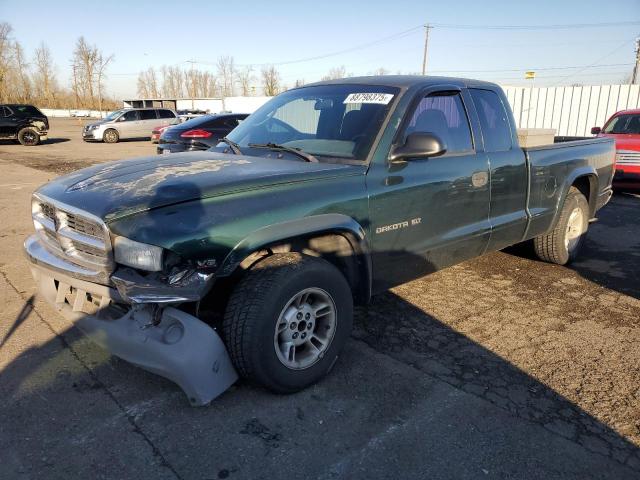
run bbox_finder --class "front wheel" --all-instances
[533,187,589,265]
[223,253,353,393]
[17,127,41,146]
[103,129,119,143]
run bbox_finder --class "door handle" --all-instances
[471,171,488,188]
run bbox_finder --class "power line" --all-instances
[429,62,634,74]
[556,37,637,84]
[430,20,640,30]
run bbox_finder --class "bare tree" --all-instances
[236,66,254,96]
[33,43,57,105]
[137,67,160,98]
[321,66,347,81]
[0,22,14,102]
[161,65,185,98]
[294,79,305,88]
[261,65,281,96]
[71,36,113,109]
[95,52,114,115]
[370,67,390,76]
[217,55,235,97]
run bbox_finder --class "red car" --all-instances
[592,109,640,189]
[151,124,171,144]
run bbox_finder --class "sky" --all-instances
[1,0,639,99]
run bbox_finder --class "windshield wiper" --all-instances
[220,137,242,155]
[248,142,318,163]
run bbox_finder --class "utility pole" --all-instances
[632,37,640,85]
[186,59,197,109]
[421,24,432,75]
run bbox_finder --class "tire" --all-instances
[223,252,353,393]
[103,129,119,143]
[534,187,589,265]
[17,127,41,146]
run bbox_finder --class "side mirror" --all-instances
[389,132,447,162]
[591,126,601,135]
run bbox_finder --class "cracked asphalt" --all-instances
[0,119,638,479]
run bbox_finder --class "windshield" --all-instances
[104,109,126,121]
[603,114,640,134]
[224,84,399,162]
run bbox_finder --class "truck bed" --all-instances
[522,136,615,240]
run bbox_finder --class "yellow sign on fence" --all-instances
[525,71,536,80]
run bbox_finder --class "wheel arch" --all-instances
[558,167,598,221]
[217,214,372,304]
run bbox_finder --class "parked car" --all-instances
[150,124,173,143]
[156,113,248,154]
[151,115,205,143]
[82,107,177,143]
[0,104,49,146]
[25,76,614,405]
[592,109,640,189]
[70,110,92,118]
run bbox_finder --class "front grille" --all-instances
[616,150,640,167]
[66,213,104,239]
[32,195,113,273]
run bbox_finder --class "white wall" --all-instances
[40,109,112,118]
[222,96,270,113]
[502,84,640,137]
[175,99,223,112]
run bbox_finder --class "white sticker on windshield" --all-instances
[343,93,394,105]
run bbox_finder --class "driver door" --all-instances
[367,88,491,291]
[117,110,141,139]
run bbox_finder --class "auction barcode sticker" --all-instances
[343,93,394,104]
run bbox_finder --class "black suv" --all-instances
[0,104,49,146]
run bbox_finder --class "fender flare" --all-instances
[217,213,372,302]
[556,166,598,220]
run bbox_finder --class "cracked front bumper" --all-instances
[24,235,238,406]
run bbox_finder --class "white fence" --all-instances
[503,84,640,137]
[40,108,112,118]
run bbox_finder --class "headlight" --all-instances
[113,236,163,271]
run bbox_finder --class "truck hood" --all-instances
[36,151,364,222]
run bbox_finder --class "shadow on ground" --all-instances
[502,193,640,300]
[0,286,638,479]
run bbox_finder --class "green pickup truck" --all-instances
[25,76,615,405]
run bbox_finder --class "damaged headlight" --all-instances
[113,236,164,271]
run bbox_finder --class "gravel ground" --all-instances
[0,121,638,478]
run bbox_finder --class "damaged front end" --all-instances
[24,227,238,406]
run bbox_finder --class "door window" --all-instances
[158,109,175,119]
[139,109,157,120]
[121,110,139,121]
[470,89,513,152]
[406,92,473,154]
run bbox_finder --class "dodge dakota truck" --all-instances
[25,76,615,405]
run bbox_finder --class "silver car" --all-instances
[82,108,177,143]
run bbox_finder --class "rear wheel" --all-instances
[533,187,589,265]
[103,129,119,143]
[17,127,41,146]
[223,253,353,393]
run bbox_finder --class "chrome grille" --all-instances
[66,213,104,239]
[32,194,113,273]
[616,150,640,167]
